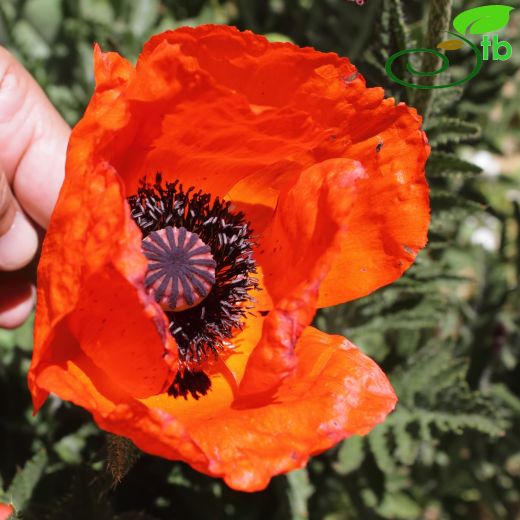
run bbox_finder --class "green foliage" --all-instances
[334,434,365,476]
[48,466,114,520]
[0,314,34,353]
[0,450,47,515]
[427,117,481,146]
[285,469,314,520]
[427,151,482,178]
[0,0,519,519]
[313,1,520,517]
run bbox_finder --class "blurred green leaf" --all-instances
[54,424,98,464]
[79,0,115,25]
[6,450,47,513]
[129,0,161,37]
[263,32,294,43]
[0,314,34,353]
[377,492,422,520]
[23,0,61,43]
[49,466,113,520]
[427,117,481,146]
[427,151,482,178]
[286,468,313,520]
[333,436,365,475]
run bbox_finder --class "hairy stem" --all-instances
[413,0,453,119]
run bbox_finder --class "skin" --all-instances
[0,47,70,329]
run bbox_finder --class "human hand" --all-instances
[0,47,70,329]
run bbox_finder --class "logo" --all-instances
[385,5,515,89]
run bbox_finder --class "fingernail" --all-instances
[0,210,38,270]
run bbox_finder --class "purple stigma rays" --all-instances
[142,226,216,311]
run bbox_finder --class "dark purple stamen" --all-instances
[128,173,259,401]
[167,370,212,400]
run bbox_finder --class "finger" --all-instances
[0,47,70,229]
[0,169,38,271]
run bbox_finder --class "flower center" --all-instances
[142,226,216,311]
[127,174,259,401]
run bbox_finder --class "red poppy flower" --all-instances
[0,504,13,520]
[28,25,429,491]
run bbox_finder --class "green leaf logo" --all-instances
[453,5,515,35]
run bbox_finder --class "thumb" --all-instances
[0,47,70,229]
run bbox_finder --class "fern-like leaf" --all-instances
[334,435,365,475]
[6,449,47,514]
[427,117,481,145]
[427,151,482,178]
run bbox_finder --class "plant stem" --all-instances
[413,0,453,120]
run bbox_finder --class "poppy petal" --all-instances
[237,158,365,400]
[195,326,397,491]
[30,161,174,405]
[0,504,13,520]
[316,102,430,307]
[33,326,395,491]
[93,43,134,93]
[29,24,426,492]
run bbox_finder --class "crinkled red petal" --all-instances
[35,325,395,491]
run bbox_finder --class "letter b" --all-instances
[492,34,512,61]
